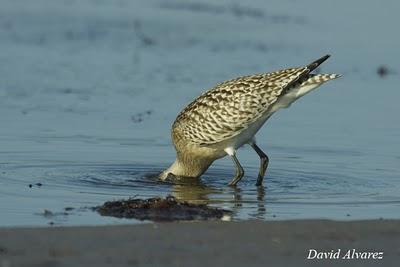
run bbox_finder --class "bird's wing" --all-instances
[173,55,330,145]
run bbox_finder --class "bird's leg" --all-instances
[250,142,269,186]
[228,153,244,186]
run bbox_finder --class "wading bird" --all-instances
[160,55,340,186]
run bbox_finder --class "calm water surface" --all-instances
[0,0,399,226]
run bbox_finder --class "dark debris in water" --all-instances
[377,65,396,78]
[96,196,231,222]
[38,209,70,218]
[28,182,43,188]
[131,110,153,123]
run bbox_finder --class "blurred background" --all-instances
[0,0,399,226]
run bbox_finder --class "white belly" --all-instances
[224,83,322,152]
[225,113,270,150]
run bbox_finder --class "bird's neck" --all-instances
[159,154,213,180]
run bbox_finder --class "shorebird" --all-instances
[160,55,340,186]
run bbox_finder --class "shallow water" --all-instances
[0,0,399,226]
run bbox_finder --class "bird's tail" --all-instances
[301,73,341,87]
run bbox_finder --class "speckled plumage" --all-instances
[173,70,334,145]
[161,55,340,186]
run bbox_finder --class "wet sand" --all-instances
[1,220,399,267]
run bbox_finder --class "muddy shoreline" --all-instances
[1,220,399,267]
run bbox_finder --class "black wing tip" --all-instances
[307,54,331,71]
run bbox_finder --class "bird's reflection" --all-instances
[170,177,218,205]
[169,176,267,219]
[256,185,266,218]
[232,186,242,207]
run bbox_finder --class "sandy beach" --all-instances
[1,220,399,267]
